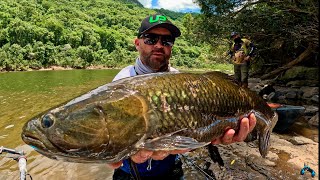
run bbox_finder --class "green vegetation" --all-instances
[0,0,231,72]
[194,0,319,76]
[2,0,315,75]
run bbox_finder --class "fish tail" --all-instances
[253,111,278,158]
[258,127,271,158]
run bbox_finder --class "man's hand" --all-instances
[107,114,257,169]
[232,56,236,62]
[244,56,251,62]
[107,161,123,169]
[211,113,256,144]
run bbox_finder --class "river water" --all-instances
[0,69,119,179]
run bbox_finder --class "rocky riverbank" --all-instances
[184,128,318,179]
[248,68,319,128]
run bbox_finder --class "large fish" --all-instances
[21,71,278,163]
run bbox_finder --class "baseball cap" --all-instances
[230,31,239,38]
[137,14,181,38]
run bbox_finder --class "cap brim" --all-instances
[230,33,239,38]
[139,23,181,38]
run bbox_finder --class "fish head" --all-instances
[21,89,149,163]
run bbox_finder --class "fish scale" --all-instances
[130,72,270,143]
[22,71,278,163]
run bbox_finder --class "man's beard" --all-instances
[142,51,169,72]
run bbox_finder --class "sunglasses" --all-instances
[139,33,175,47]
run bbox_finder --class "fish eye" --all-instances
[41,114,55,128]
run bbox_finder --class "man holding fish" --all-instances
[22,13,276,180]
[109,14,257,180]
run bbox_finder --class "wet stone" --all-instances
[308,112,319,127]
[288,136,317,145]
[311,95,319,103]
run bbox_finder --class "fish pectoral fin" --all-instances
[138,135,209,151]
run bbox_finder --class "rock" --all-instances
[311,95,319,103]
[187,133,319,180]
[288,136,317,145]
[279,66,319,82]
[248,84,259,92]
[248,77,318,106]
[248,80,274,93]
[285,91,297,99]
[308,113,319,127]
[301,87,319,98]
[248,78,261,83]
[286,80,319,87]
[245,155,275,178]
[277,95,286,100]
[303,105,319,116]
[273,86,300,95]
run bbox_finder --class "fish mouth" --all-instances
[22,133,47,150]
[21,119,68,158]
[22,130,82,161]
[22,131,123,163]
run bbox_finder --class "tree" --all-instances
[0,0,227,71]
[194,0,319,75]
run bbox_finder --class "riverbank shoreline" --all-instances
[1,65,234,74]
[0,65,121,73]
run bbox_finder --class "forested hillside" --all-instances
[0,0,226,71]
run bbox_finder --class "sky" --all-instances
[137,0,201,13]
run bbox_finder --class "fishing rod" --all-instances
[180,154,216,180]
[0,146,32,180]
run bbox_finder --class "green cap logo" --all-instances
[149,15,167,23]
